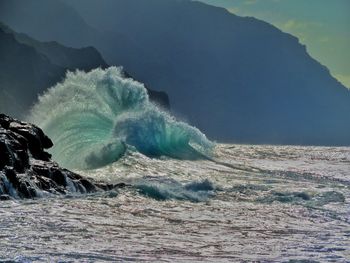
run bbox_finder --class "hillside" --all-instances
[0,23,169,117]
[1,0,349,145]
[0,27,65,117]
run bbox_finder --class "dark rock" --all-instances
[0,195,11,201]
[0,114,122,200]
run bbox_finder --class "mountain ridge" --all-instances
[1,0,349,145]
[0,22,169,117]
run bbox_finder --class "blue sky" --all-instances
[199,0,350,88]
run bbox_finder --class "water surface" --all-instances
[0,144,349,262]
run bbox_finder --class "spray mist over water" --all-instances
[29,67,214,169]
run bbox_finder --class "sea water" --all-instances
[0,144,349,262]
[0,68,348,262]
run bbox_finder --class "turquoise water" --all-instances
[29,67,213,170]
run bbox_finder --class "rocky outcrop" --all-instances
[0,114,122,200]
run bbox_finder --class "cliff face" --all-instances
[1,0,349,145]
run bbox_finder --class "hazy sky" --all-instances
[199,0,350,88]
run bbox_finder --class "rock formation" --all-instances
[0,114,122,200]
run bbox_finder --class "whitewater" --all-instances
[0,68,349,262]
[29,67,213,170]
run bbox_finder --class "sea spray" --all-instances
[29,67,214,169]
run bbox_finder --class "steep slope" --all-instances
[0,23,108,117]
[0,23,170,117]
[0,27,65,117]
[1,0,349,145]
[0,22,108,71]
[0,0,97,48]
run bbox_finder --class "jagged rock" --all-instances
[0,113,120,200]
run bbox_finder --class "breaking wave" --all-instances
[133,177,216,202]
[29,67,213,169]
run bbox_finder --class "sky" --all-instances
[199,0,350,88]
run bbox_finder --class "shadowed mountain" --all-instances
[0,23,169,117]
[0,23,108,118]
[0,26,65,117]
[1,0,349,145]
[0,0,97,48]
[0,22,108,71]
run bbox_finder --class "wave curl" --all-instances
[29,67,213,169]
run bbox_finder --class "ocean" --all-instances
[0,144,349,262]
[1,67,348,262]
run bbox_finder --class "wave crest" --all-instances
[29,67,213,169]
